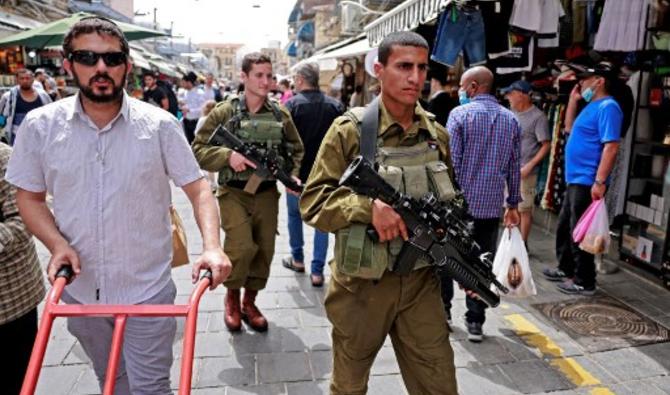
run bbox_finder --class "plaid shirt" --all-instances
[0,143,45,324]
[446,94,521,219]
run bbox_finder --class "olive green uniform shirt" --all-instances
[300,100,455,233]
[192,97,304,178]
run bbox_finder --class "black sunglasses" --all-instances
[68,50,127,67]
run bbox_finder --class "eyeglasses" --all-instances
[68,50,127,67]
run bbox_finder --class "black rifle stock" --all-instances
[339,156,508,307]
[207,124,303,194]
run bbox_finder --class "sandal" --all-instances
[282,257,305,273]
[311,274,324,287]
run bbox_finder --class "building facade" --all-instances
[198,43,244,85]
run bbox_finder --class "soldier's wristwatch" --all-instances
[594,178,605,186]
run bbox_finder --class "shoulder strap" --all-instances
[359,96,380,163]
[268,99,283,122]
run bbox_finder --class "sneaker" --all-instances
[557,280,596,296]
[466,320,483,342]
[542,267,568,282]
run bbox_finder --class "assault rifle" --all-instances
[339,156,508,307]
[208,124,302,194]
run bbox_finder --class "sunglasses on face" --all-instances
[68,50,127,67]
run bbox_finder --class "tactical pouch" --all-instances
[403,164,430,200]
[334,224,388,279]
[377,165,403,191]
[426,161,457,201]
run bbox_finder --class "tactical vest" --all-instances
[218,95,294,185]
[334,101,457,280]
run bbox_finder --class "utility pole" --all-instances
[153,7,158,50]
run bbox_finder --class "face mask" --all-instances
[458,89,470,105]
[581,87,595,103]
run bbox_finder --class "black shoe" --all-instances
[466,320,483,342]
[542,267,568,282]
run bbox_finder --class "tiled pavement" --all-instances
[31,186,670,394]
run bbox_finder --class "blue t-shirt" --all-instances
[565,96,622,185]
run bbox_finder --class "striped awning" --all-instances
[364,0,451,47]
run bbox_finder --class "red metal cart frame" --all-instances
[21,269,212,395]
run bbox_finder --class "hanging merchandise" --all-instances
[494,35,535,74]
[477,0,515,59]
[594,0,648,52]
[508,0,566,48]
[431,4,487,67]
[541,104,567,212]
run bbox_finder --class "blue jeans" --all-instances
[431,6,486,67]
[286,193,329,275]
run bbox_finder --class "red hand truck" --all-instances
[20,267,212,395]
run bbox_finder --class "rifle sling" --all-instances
[359,97,380,163]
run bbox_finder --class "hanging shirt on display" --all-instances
[594,0,648,52]
[508,0,565,48]
[493,35,535,74]
[477,0,515,58]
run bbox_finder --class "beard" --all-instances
[72,68,126,103]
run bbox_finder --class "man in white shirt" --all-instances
[6,17,232,394]
[179,71,205,144]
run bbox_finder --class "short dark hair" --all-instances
[241,52,272,74]
[378,31,429,65]
[142,71,156,79]
[15,68,32,77]
[63,17,129,58]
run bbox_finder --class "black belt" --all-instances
[225,179,276,193]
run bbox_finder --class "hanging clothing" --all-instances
[431,5,487,67]
[541,103,567,213]
[594,0,648,51]
[478,0,515,58]
[494,35,535,74]
[508,0,565,48]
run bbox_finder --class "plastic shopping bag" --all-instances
[572,200,601,243]
[492,227,537,298]
[579,200,610,255]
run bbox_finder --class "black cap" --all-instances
[573,61,616,80]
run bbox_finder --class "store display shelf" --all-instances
[620,249,663,271]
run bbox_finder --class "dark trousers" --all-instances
[0,307,38,394]
[182,118,198,144]
[440,218,500,324]
[556,184,596,288]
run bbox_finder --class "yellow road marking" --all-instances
[550,358,600,386]
[590,387,616,395]
[504,313,614,393]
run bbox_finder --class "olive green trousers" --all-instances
[324,266,458,395]
[218,186,280,290]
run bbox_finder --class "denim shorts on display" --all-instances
[431,7,487,67]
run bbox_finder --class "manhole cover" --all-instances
[533,295,670,352]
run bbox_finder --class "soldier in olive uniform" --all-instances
[193,53,304,332]
[300,32,458,394]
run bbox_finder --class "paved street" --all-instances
[32,186,670,395]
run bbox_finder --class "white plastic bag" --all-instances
[579,199,610,255]
[492,227,537,298]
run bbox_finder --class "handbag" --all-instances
[170,205,189,267]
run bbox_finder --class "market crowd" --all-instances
[0,14,631,395]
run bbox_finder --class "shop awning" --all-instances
[297,21,314,42]
[365,0,449,46]
[286,41,298,57]
[130,48,151,70]
[320,37,371,60]
[0,11,43,35]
